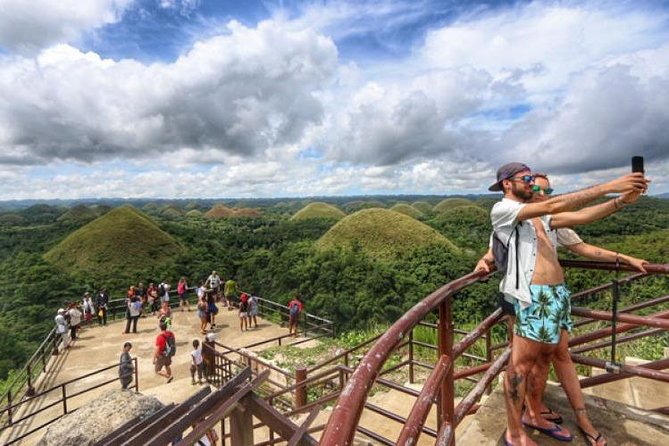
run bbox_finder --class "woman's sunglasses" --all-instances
[532,185,554,195]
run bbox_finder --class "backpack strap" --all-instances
[514,223,521,289]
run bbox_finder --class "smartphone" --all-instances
[631,156,644,173]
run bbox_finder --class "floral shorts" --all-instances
[514,284,573,344]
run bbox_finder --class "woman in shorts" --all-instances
[238,293,249,332]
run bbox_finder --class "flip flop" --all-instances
[541,407,563,424]
[578,426,607,446]
[522,421,573,442]
[502,430,514,446]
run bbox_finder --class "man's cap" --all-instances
[488,162,531,192]
[58,308,65,313]
[84,292,90,296]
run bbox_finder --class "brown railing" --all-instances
[319,261,669,446]
[0,358,138,445]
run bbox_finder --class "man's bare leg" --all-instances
[523,348,572,438]
[552,329,607,446]
[504,335,549,446]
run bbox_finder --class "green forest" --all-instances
[0,195,668,383]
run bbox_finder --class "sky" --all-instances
[0,0,668,199]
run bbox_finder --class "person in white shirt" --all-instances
[68,303,82,340]
[478,171,647,446]
[190,339,205,385]
[54,308,70,351]
[487,162,646,446]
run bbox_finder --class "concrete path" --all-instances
[1,307,297,445]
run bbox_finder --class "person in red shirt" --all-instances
[154,321,175,383]
[287,295,303,336]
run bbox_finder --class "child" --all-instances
[190,339,205,385]
[238,293,249,332]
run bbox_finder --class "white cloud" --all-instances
[0,20,338,164]
[0,0,133,53]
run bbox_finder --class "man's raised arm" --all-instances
[516,172,647,222]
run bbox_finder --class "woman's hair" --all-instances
[533,172,549,181]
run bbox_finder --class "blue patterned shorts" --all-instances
[514,284,573,344]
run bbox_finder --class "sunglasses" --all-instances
[508,175,534,184]
[532,185,554,195]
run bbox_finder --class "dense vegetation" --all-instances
[0,195,667,384]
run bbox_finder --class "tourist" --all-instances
[287,295,303,336]
[205,270,222,302]
[196,282,208,334]
[159,281,171,305]
[82,292,94,325]
[136,282,147,316]
[119,342,134,390]
[239,293,249,332]
[207,289,218,329]
[478,171,645,446]
[486,162,646,446]
[68,302,82,340]
[147,282,160,315]
[95,288,109,326]
[178,276,190,312]
[54,308,70,351]
[247,294,259,329]
[190,339,205,385]
[154,320,175,383]
[223,278,236,309]
[124,290,142,334]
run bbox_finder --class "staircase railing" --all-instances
[0,358,138,445]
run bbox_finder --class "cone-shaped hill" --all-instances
[57,204,100,223]
[317,208,459,260]
[433,198,476,213]
[205,204,262,219]
[390,203,423,219]
[44,206,182,278]
[291,202,346,221]
[412,201,433,213]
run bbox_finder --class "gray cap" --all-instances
[488,162,531,192]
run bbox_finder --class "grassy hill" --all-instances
[390,203,423,219]
[430,205,491,251]
[44,205,182,279]
[57,204,100,223]
[317,208,459,260]
[412,201,433,213]
[433,198,475,213]
[291,202,346,221]
[342,200,385,213]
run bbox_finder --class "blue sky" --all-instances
[0,0,668,199]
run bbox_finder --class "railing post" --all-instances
[203,334,216,379]
[62,384,68,415]
[134,357,139,392]
[438,299,455,445]
[7,389,12,425]
[230,403,253,446]
[409,329,415,384]
[295,366,307,409]
[27,363,35,397]
[485,330,492,395]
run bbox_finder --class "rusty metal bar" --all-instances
[569,309,669,346]
[452,308,503,358]
[575,357,669,388]
[571,355,669,385]
[396,355,451,446]
[318,269,487,446]
[571,307,669,329]
[559,259,669,274]
[571,328,665,355]
[454,348,511,426]
[295,367,307,409]
[435,421,454,446]
[437,301,454,438]
[363,401,438,438]
[287,406,321,446]
[574,294,669,328]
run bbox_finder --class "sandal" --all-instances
[578,426,607,446]
[540,407,563,424]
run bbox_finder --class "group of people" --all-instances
[479,163,648,446]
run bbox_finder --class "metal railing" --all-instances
[319,261,669,446]
[0,359,138,445]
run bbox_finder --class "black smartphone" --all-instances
[632,156,644,173]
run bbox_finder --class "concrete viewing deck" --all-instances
[1,307,301,445]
